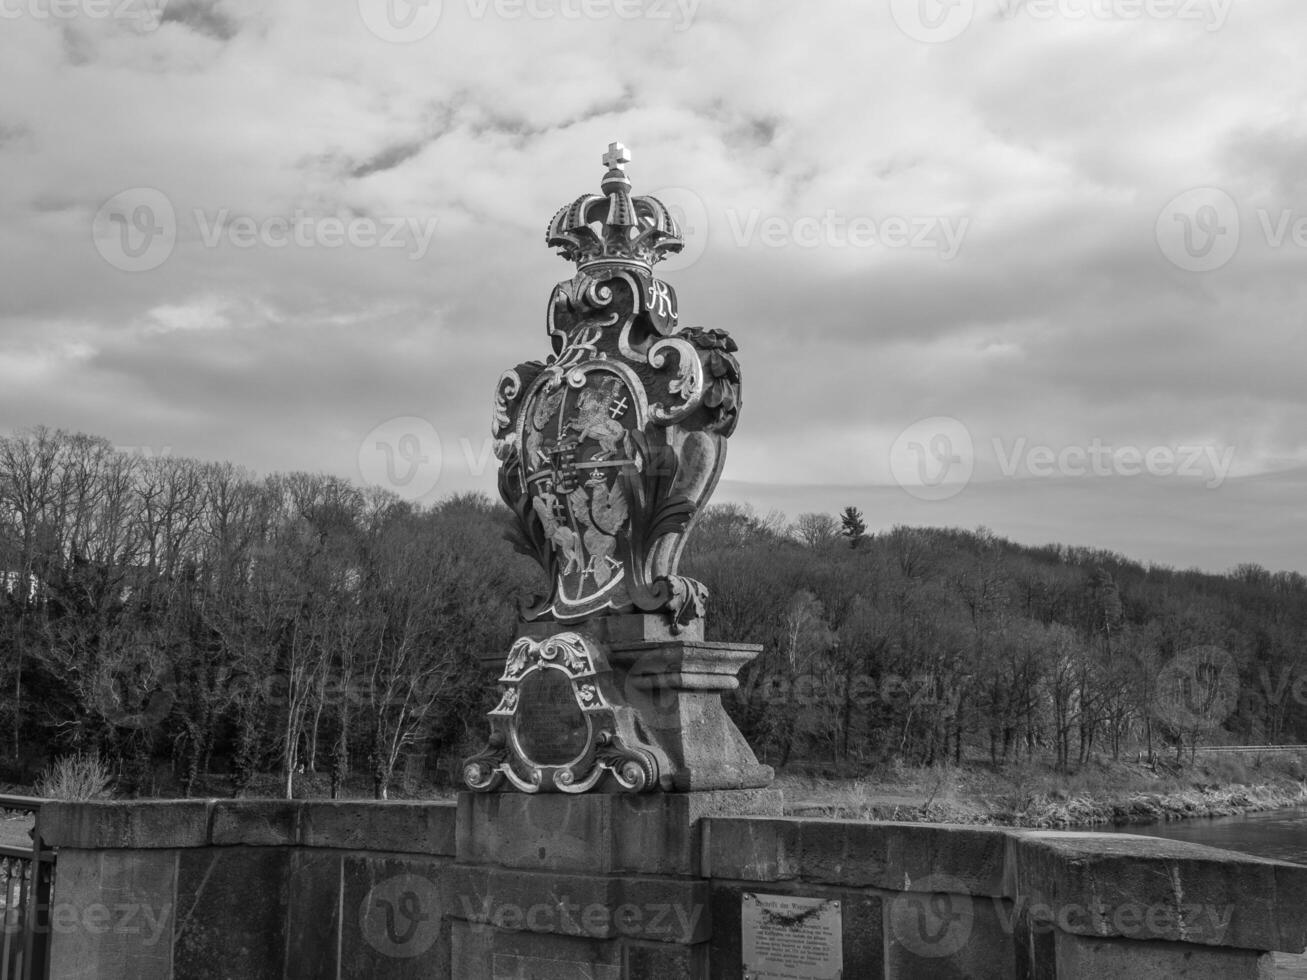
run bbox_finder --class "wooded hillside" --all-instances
[2,427,1303,796]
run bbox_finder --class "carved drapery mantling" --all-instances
[491,145,741,633]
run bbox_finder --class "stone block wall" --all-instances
[39,795,1307,979]
[42,800,458,980]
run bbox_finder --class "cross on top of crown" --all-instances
[602,141,630,172]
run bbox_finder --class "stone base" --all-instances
[473,615,773,793]
[451,790,781,980]
[457,790,783,876]
[608,639,774,791]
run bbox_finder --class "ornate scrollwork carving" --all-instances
[463,632,669,794]
[494,143,742,632]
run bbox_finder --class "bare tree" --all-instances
[792,512,840,550]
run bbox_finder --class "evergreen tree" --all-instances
[840,506,867,548]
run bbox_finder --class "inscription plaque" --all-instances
[741,893,843,980]
[514,665,589,766]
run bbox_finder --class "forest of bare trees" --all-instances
[1,426,1305,798]
[690,508,1307,772]
[0,426,532,798]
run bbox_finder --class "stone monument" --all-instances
[463,142,773,795]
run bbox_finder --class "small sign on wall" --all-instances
[741,892,844,980]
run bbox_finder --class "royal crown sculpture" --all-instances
[465,143,771,794]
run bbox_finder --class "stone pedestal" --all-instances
[473,614,773,793]
[449,790,782,980]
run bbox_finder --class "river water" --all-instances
[1094,807,1307,977]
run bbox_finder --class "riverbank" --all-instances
[779,753,1307,828]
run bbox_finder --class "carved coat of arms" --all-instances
[491,143,741,632]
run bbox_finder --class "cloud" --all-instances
[159,0,241,40]
[2,0,1305,572]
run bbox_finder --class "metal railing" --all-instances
[0,796,51,980]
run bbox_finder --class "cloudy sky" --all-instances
[2,0,1304,573]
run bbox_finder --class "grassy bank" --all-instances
[778,751,1307,828]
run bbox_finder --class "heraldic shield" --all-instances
[492,145,741,632]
